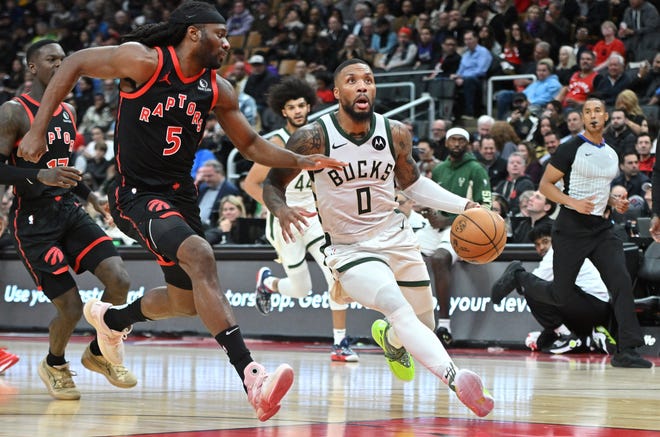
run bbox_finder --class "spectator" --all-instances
[541,100,570,138]
[425,35,461,79]
[490,120,520,161]
[205,195,247,245]
[226,1,253,37]
[593,53,631,106]
[414,27,439,70]
[507,92,539,142]
[618,0,660,63]
[629,52,660,105]
[336,33,367,64]
[430,118,450,160]
[538,0,571,57]
[371,17,397,55]
[474,115,494,143]
[224,60,249,93]
[611,151,651,199]
[540,131,562,168]
[511,191,556,243]
[492,222,613,354]
[532,116,557,151]
[603,109,637,160]
[614,89,647,135]
[560,110,584,144]
[243,54,279,118]
[415,138,441,178]
[494,152,536,216]
[82,125,114,163]
[501,22,534,74]
[196,160,241,230]
[326,15,349,54]
[428,127,492,346]
[593,21,626,72]
[477,25,501,58]
[84,142,112,190]
[451,29,491,119]
[517,141,543,186]
[292,60,317,91]
[378,27,417,71]
[523,59,562,114]
[392,0,417,32]
[78,93,114,141]
[314,70,336,106]
[556,50,598,109]
[556,45,578,86]
[475,134,508,188]
[636,133,655,177]
[491,192,512,237]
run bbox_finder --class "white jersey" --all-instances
[272,127,315,210]
[314,113,397,244]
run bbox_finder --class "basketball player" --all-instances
[17,2,343,421]
[262,59,494,417]
[0,40,136,400]
[539,97,652,368]
[243,78,358,363]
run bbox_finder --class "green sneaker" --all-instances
[371,319,415,381]
[591,325,617,355]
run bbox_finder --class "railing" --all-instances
[486,74,536,117]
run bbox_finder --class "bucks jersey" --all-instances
[314,113,397,244]
[272,127,315,210]
[11,94,77,200]
[115,46,218,188]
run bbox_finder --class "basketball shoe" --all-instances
[491,261,524,305]
[331,337,359,362]
[611,348,653,368]
[545,333,583,354]
[255,267,274,315]
[81,345,137,388]
[589,326,617,355]
[434,326,453,348]
[0,348,19,374]
[38,359,80,400]
[448,368,495,417]
[244,362,294,421]
[83,299,132,365]
[371,319,415,381]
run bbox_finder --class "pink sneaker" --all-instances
[0,348,19,374]
[452,369,494,417]
[83,299,131,365]
[244,362,294,421]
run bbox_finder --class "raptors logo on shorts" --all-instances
[147,199,171,212]
[44,247,64,266]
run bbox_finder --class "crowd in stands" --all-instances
[0,0,658,254]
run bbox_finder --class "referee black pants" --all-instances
[551,208,643,350]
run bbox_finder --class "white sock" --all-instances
[555,324,571,336]
[333,329,346,345]
[436,318,451,332]
[263,276,277,292]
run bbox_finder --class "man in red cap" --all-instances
[379,27,418,71]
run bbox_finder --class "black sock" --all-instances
[46,351,66,367]
[215,325,252,392]
[89,338,102,356]
[103,298,149,331]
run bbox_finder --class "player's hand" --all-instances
[572,195,596,215]
[465,201,480,210]
[297,154,347,171]
[274,206,314,243]
[17,129,48,163]
[650,216,660,243]
[88,192,111,222]
[36,166,82,188]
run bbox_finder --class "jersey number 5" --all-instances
[163,126,183,156]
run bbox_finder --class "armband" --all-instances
[402,176,468,214]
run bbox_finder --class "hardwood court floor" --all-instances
[0,334,658,437]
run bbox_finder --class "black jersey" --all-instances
[115,46,219,189]
[10,94,77,200]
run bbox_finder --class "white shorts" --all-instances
[324,213,430,286]
[266,213,325,270]
[415,226,458,262]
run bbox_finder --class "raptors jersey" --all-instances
[313,113,397,244]
[272,127,315,210]
[11,94,77,200]
[115,46,218,188]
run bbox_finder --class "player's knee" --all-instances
[179,237,216,274]
[286,271,313,297]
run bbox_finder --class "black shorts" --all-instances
[108,179,203,290]
[9,194,118,300]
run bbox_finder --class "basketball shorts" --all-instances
[323,213,431,288]
[109,181,203,290]
[266,212,325,271]
[9,194,117,299]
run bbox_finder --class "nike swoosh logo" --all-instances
[26,177,33,185]
[585,153,592,156]
[332,142,348,149]
[226,326,239,335]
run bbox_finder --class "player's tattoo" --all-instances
[287,123,325,155]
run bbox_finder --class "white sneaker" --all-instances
[38,359,80,400]
[83,299,131,365]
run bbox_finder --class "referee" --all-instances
[539,97,652,368]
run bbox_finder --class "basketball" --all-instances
[450,208,507,264]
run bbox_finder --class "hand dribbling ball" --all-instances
[450,208,506,264]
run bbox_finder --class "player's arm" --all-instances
[0,101,81,188]
[263,123,323,242]
[243,136,285,206]
[390,120,472,213]
[213,76,345,172]
[19,43,158,163]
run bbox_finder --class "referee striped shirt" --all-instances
[549,134,619,216]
